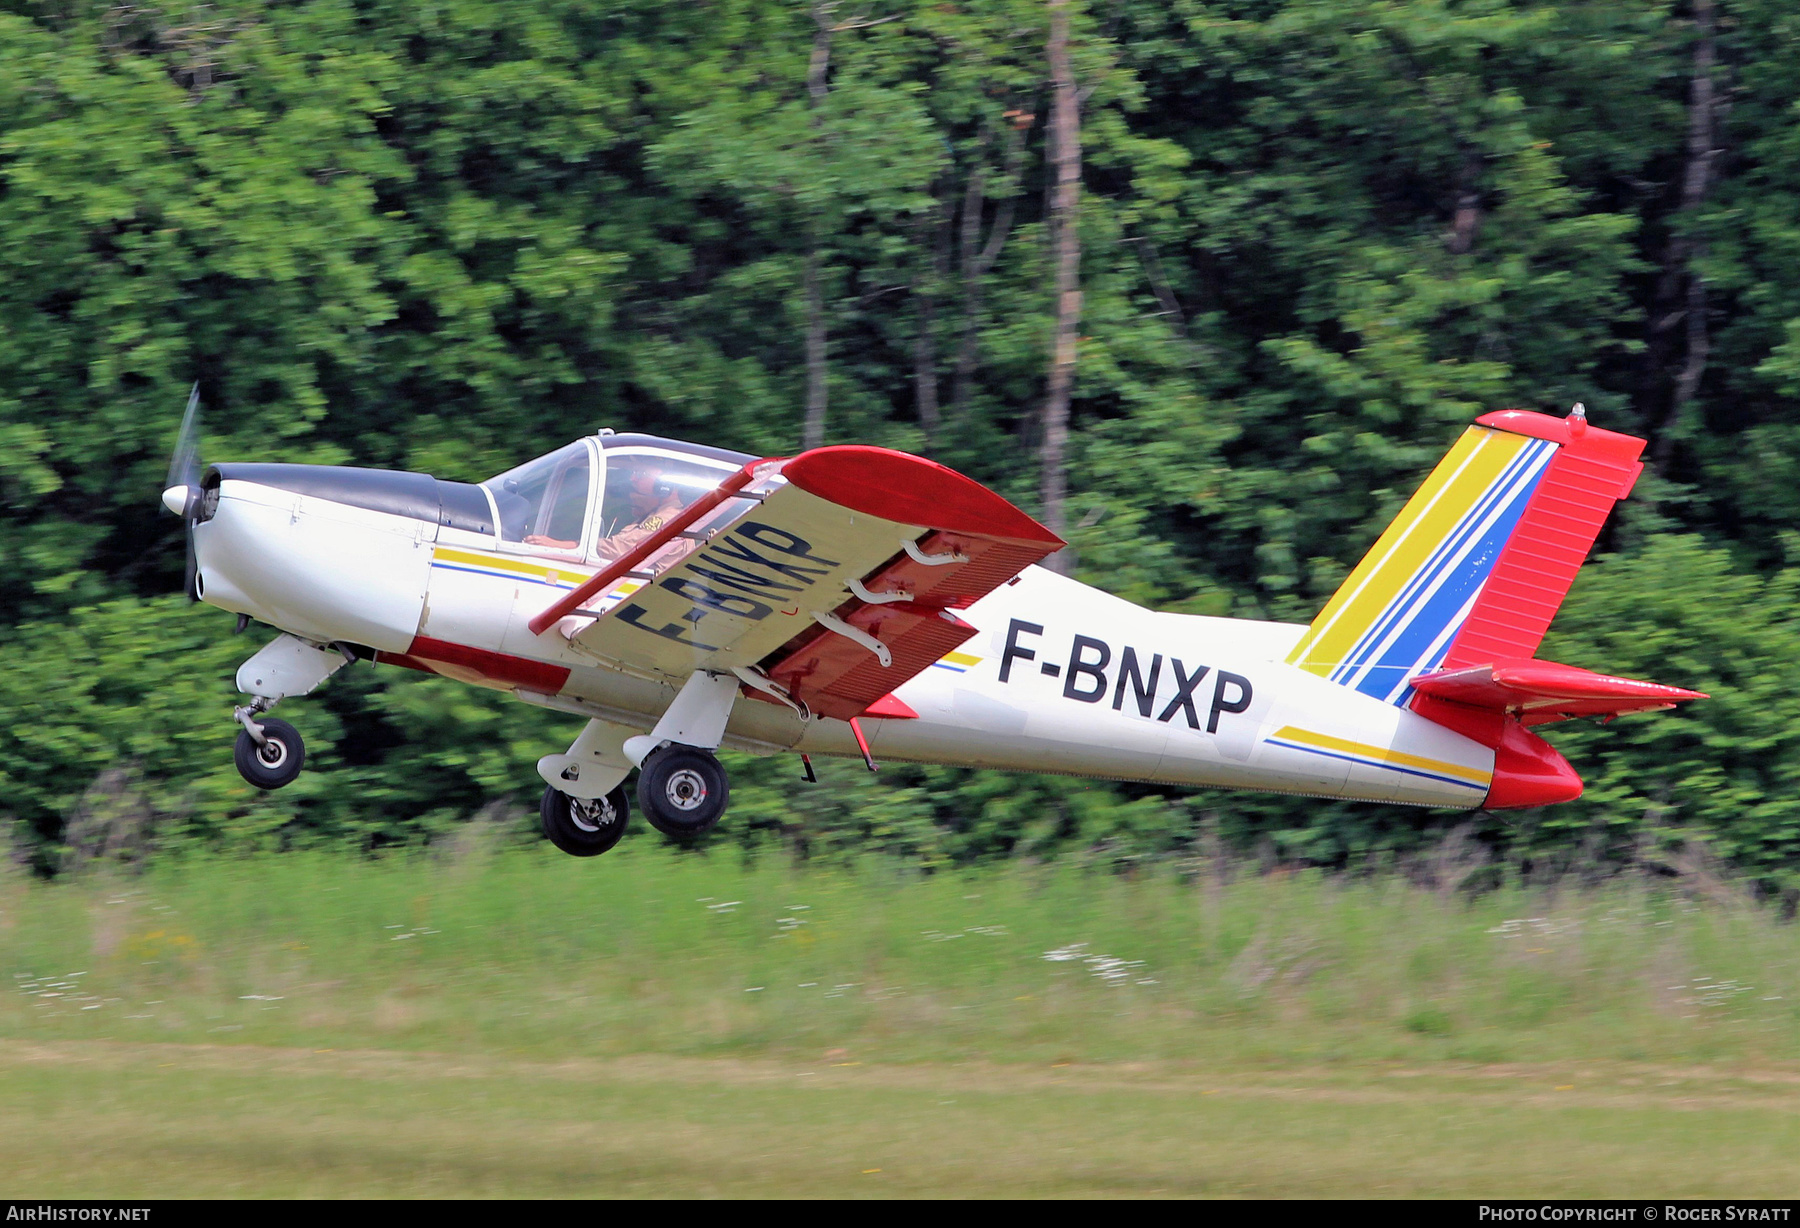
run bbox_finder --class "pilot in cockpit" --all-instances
[524,463,688,560]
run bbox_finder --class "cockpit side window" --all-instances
[480,442,593,546]
[594,450,742,563]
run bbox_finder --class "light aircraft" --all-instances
[159,395,1703,855]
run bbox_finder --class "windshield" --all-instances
[481,442,593,545]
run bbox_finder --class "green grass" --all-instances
[7,1041,1800,1197]
[3,845,1799,1196]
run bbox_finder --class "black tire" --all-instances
[636,745,730,841]
[233,717,305,790]
[540,784,631,857]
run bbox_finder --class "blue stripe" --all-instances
[1332,439,1552,685]
[432,562,574,590]
[1265,739,1487,791]
[1330,440,1549,684]
[1392,625,1464,709]
[1351,461,1548,702]
[1327,453,1530,684]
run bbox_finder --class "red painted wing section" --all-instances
[762,603,977,722]
[859,531,1049,609]
[1411,659,1706,726]
[781,446,1064,546]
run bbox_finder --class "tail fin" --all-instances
[1286,409,1645,706]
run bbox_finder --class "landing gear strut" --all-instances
[541,783,631,857]
[637,745,730,842]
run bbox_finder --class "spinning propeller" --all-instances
[160,383,204,601]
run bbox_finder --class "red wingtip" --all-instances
[782,445,1064,546]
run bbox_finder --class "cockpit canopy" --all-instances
[480,433,754,554]
[482,441,591,544]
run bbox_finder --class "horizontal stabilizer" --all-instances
[1410,659,1706,726]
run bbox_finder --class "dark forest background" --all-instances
[3,0,1798,888]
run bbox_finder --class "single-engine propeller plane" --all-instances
[160,394,1703,855]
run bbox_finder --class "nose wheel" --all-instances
[233,716,305,789]
[637,745,730,842]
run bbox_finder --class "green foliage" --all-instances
[0,596,577,859]
[1542,535,1800,890]
[3,2,1800,878]
[10,855,1800,1197]
[8,850,1799,1070]
[0,598,257,852]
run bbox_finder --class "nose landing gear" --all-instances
[229,633,348,791]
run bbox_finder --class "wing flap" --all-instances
[759,601,977,722]
[857,530,1052,609]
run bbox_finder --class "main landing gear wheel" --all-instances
[637,745,729,842]
[233,717,305,790]
[540,784,631,857]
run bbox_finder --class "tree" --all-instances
[648,2,935,453]
[1040,0,1081,567]
[1645,0,1722,472]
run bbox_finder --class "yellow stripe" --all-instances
[943,651,982,666]
[1286,427,1527,676]
[433,546,595,588]
[1269,725,1491,785]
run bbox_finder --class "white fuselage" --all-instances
[195,476,1497,809]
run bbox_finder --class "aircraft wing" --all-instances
[543,446,1064,721]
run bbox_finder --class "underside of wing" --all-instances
[557,445,1063,719]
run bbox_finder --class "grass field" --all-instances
[4,844,1799,1196]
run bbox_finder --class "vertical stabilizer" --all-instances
[1286,410,1645,706]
